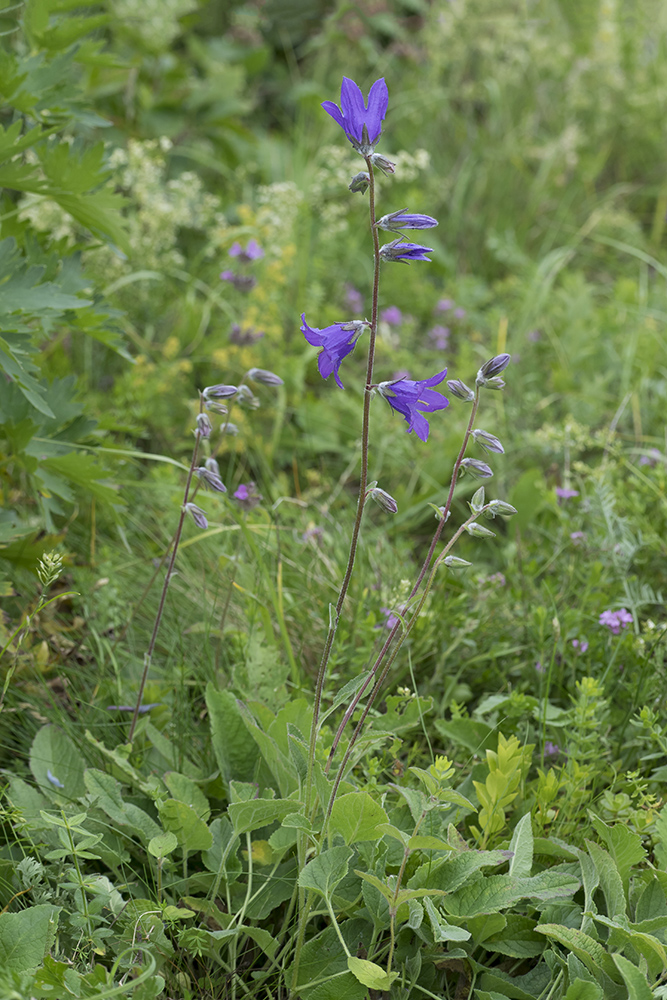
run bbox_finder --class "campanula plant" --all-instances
[292,75,519,987]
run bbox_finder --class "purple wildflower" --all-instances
[556,487,579,500]
[376,210,438,232]
[195,467,227,493]
[379,240,433,263]
[544,741,561,759]
[428,325,450,350]
[229,239,264,262]
[570,531,586,544]
[376,369,449,442]
[185,503,208,529]
[234,482,262,511]
[453,307,466,319]
[302,525,324,543]
[436,298,454,313]
[380,305,403,326]
[535,661,545,674]
[345,284,364,314]
[599,608,633,635]
[638,448,662,467]
[572,639,589,653]
[220,269,235,281]
[301,314,367,388]
[230,324,264,344]
[322,77,389,152]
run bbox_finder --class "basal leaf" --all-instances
[228,798,301,835]
[299,846,353,902]
[347,957,398,990]
[329,792,389,845]
[0,904,60,972]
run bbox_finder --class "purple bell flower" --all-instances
[379,240,433,264]
[301,314,367,388]
[322,77,389,153]
[376,369,449,442]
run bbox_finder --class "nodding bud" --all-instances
[247,367,284,386]
[428,503,451,521]
[205,400,228,415]
[446,379,475,402]
[221,422,239,435]
[476,353,511,387]
[185,503,208,529]
[203,384,238,399]
[461,458,493,479]
[472,429,505,454]
[466,522,496,538]
[370,153,396,175]
[196,413,212,438]
[195,467,227,493]
[349,172,370,194]
[235,385,260,409]
[369,487,398,514]
[443,556,472,567]
[486,499,518,518]
[205,457,220,475]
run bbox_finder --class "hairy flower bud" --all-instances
[221,422,239,435]
[469,487,485,513]
[205,457,220,475]
[476,353,511,388]
[376,209,438,232]
[369,487,398,514]
[446,379,475,402]
[205,400,228,415]
[472,429,505,454]
[247,367,284,386]
[466,522,496,538]
[235,385,260,409]
[195,467,227,493]
[370,153,396,175]
[443,556,472,567]
[486,499,518,518]
[349,172,370,194]
[196,413,212,438]
[461,458,493,479]
[203,384,238,399]
[185,503,208,529]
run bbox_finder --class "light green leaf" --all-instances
[611,955,653,999]
[299,846,354,902]
[508,813,533,877]
[228,797,301,835]
[347,956,398,990]
[30,724,86,800]
[409,849,512,894]
[423,897,471,942]
[445,871,580,917]
[563,982,603,1000]
[536,924,618,981]
[329,792,389,845]
[163,772,210,822]
[587,840,626,919]
[83,769,161,844]
[202,817,242,884]
[205,685,260,786]
[158,799,212,853]
[484,914,544,958]
[0,904,60,972]
[148,832,178,858]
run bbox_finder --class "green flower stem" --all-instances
[304,155,381,814]
[128,406,204,743]
[325,389,481,766]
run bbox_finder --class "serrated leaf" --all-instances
[299,846,353,902]
[444,871,580,917]
[422,897,471,942]
[0,904,60,972]
[536,924,619,982]
[612,954,653,1000]
[84,769,161,844]
[205,685,260,786]
[30,724,86,800]
[329,792,389,845]
[228,797,301,835]
[508,813,533,877]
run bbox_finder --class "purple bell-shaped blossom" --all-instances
[379,240,433,264]
[376,370,449,442]
[301,314,368,388]
[322,77,389,154]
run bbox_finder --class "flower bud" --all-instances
[235,385,260,409]
[205,400,228,415]
[443,556,472,567]
[195,467,227,493]
[469,487,485,513]
[472,429,505,454]
[247,367,284,386]
[476,353,511,387]
[427,503,451,521]
[185,503,208,529]
[466,522,496,538]
[461,458,493,479]
[369,487,398,514]
[349,172,370,194]
[221,422,239,435]
[196,413,212,438]
[205,457,220,475]
[204,384,238,399]
[486,499,518,518]
[446,379,475,402]
[376,209,438,232]
[370,153,396,175]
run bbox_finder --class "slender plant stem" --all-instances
[304,156,380,813]
[128,420,204,742]
[325,389,481,766]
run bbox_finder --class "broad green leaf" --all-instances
[434,717,496,754]
[238,701,297,797]
[239,857,298,921]
[30,724,86,800]
[242,925,278,959]
[307,974,367,1000]
[612,954,653,1000]
[0,904,60,972]
[158,799,212,853]
[206,686,261,786]
[409,849,511,894]
[563,982,603,1000]
[484,914,544,958]
[329,792,389,845]
[83,769,161,844]
[589,814,646,895]
[347,957,398,990]
[148,832,178,858]
[590,913,667,977]
[586,840,626,919]
[163,772,210,822]
[228,797,301,835]
[422,897,471,942]
[288,918,369,998]
[445,871,580,917]
[508,813,533,877]
[299,846,353,901]
[370,693,433,734]
[536,924,619,982]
